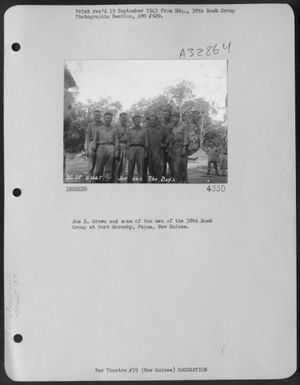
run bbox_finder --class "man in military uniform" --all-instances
[206,140,220,176]
[126,114,148,183]
[169,111,189,183]
[162,106,174,177]
[147,113,169,183]
[84,110,103,180]
[92,112,119,183]
[113,112,128,182]
[219,138,227,176]
[142,114,151,183]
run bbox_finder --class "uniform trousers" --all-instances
[93,144,115,182]
[127,145,145,183]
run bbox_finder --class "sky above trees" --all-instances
[66,60,227,119]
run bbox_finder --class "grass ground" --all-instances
[64,153,227,184]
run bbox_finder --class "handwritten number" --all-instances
[180,42,231,60]
[197,48,203,56]
[223,41,231,53]
[206,46,213,56]
[213,44,219,54]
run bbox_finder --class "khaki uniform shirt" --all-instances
[219,144,228,155]
[93,125,119,147]
[85,121,103,150]
[126,126,149,148]
[170,122,189,146]
[163,120,173,133]
[147,125,169,147]
[115,123,128,144]
[208,147,220,161]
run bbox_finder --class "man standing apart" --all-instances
[147,113,169,183]
[84,109,103,181]
[127,114,148,183]
[92,112,119,183]
[219,139,227,176]
[169,111,189,183]
[113,112,129,182]
[206,140,220,176]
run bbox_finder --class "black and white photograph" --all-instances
[64,60,228,184]
[4,3,296,382]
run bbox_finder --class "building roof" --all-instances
[64,67,76,89]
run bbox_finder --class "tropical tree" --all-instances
[164,80,195,120]
[129,95,170,124]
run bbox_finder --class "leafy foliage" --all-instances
[65,76,227,153]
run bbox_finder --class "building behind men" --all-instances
[63,67,77,176]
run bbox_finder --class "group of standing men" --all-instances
[84,107,189,183]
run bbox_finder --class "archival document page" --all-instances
[4,4,296,381]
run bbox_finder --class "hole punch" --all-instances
[13,334,23,343]
[11,42,21,52]
[13,188,21,197]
